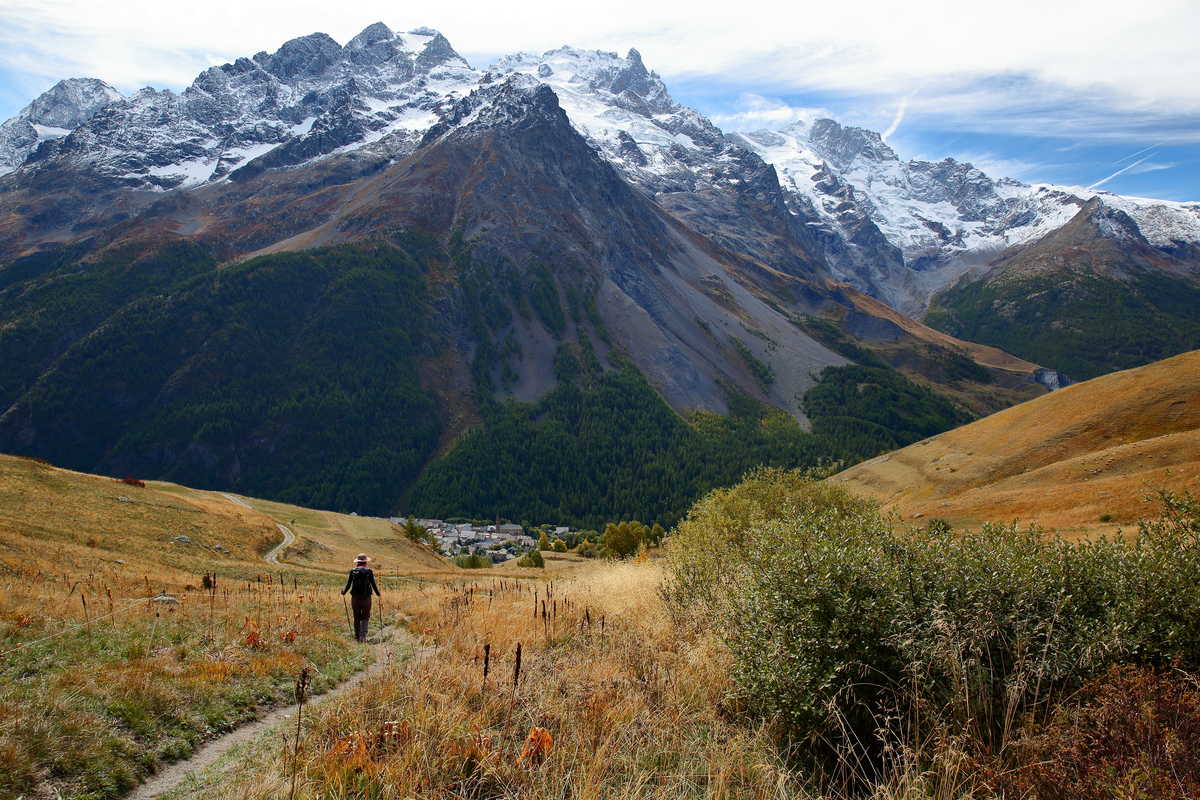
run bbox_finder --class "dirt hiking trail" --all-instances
[126,629,408,800]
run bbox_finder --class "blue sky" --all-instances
[1,0,1196,200]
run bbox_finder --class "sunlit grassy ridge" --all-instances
[832,349,1200,535]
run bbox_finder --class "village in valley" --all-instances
[391,517,557,562]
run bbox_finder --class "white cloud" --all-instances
[707,94,834,130]
[880,95,910,142]
[2,0,1198,114]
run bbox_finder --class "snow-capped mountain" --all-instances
[12,24,475,189]
[1,23,1197,317]
[733,119,1200,312]
[0,78,122,174]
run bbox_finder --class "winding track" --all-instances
[222,493,294,566]
[264,523,295,565]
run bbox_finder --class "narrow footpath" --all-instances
[265,522,295,565]
[125,498,396,799]
[126,635,403,799]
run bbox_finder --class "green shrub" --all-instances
[602,521,649,558]
[452,553,491,569]
[665,474,1200,768]
[516,549,544,568]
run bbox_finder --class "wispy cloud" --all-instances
[1088,155,1154,190]
[880,95,910,142]
[1126,160,1178,176]
[708,94,834,131]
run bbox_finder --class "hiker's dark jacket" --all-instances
[342,566,381,597]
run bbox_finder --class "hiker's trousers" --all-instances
[351,594,372,642]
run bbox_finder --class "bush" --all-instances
[452,554,491,569]
[665,474,1200,769]
[992,665,1200,799]
[602,521,648,558]
[516,549,544,568]
[401,519,434,545]
[551,539,567,552]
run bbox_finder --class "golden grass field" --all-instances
[831,349,1200,536]
[0,452,625,799]
[147,561,791,800]
[0,453,458,799]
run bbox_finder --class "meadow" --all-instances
[146,469,1200,800]
[0,454,420,799]
[7,447,1200,799]
[147,563,791,800]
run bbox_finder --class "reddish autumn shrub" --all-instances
[993,665,1200,799]
[119,477,146,488]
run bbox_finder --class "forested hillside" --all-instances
[0,240,441,513]
[408,351,966,528]
[0,226,987,524]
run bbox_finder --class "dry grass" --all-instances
[171,561,794,799]
[832,349,1200,536]
[0,454,402,799]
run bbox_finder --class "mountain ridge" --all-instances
[2,24,1196,319]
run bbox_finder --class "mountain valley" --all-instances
[0,22,1195,520]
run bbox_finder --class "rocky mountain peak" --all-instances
[0,77,122,174]
[493,46,673,116]
[806,118,898,167]
[24,78,122,129]
[346,22,395,50]
[253,32,343,80]
[1080,197,1149,244]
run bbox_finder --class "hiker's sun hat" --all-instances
[355,553,369,564]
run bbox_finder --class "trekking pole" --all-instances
[341,594,352,639]
[376,593,385,636]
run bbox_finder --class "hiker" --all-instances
[341,553,381,642]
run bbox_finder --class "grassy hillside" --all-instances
[830,349,1200,534]
[0,453,444,799]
